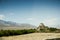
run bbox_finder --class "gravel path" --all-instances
[0,33,60,40]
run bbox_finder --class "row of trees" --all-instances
[0,29,36,37]
[40,27,58,32]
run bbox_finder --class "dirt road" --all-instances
[0,33,60,40]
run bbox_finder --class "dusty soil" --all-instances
[0,33,60,40]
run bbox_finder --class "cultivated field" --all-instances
[0,33,60,40]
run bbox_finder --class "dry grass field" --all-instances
[0,33,60,40]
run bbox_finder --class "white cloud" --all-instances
[27,18,33,20]
[0,15,5,20]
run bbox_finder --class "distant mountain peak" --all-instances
[0,20,36,30]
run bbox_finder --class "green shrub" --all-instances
[0,29,36,37]
[49,27,57,32]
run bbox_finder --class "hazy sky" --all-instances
[0,0,60,27]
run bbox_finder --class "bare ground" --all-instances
[0,33,60,40]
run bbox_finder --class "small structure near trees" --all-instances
[37,23,50,32]
[37,23,60,33]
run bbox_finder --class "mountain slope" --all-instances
[0,20,36,30]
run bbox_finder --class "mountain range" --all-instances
[0,20,36,30]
